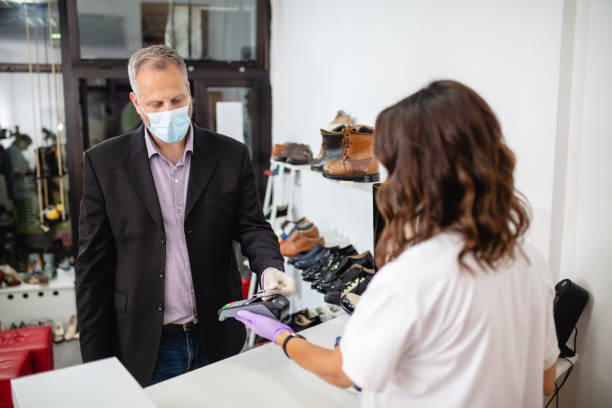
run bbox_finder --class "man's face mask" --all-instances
[140,97,191,143]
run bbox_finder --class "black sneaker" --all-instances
[302,245,356,281]
[321,264,372,293]
[324,291,342,305]
[324,268,375,305]
[301,247,337,280]
[313,251,374,293]
[341,293,361,315]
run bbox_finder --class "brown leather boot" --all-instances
[322,125,379,182]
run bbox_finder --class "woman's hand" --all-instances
[235,310,293,343]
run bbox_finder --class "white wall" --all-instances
[551,0,612,405]
[271,0,563,257]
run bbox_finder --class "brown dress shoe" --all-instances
[281,233,325,257]
[286,225,320,242]
[322,125,379,182]
[276,143,299,162]
[271,142,290,160]
[286,144,313,165]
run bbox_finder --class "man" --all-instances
[75,45,295,386]
[7,133,32,177]
[5,133,31,210]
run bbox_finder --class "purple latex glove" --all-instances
[235,310,293,343]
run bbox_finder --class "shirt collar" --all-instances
[144,123,194,160]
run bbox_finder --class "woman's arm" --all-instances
[543,363,556,396]
[275,331,354,388]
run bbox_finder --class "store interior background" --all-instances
[0,0,610,406]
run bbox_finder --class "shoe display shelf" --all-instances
[0,268,76,327]
[269,159,312,171]
[264,160,311,224]
[243,230,348,348]
[264,160,381,225]
[303,168,378,192]
[556,354,578,380]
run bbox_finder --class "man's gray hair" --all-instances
[127,44,188,97]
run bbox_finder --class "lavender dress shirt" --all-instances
[144,125,198,325]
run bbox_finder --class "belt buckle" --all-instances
[182,323,189,332]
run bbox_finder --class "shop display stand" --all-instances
[263,160,310,224]
[556,354,578,379]
[303,168,378,192]
[284,230,350,315]
[249,158,378,347]
[263,160,379,226]
[0,268,76,325]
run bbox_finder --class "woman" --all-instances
[237,80,559,407]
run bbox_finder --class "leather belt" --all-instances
[163,321,198,332]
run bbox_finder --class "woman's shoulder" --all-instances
[374,232,463,287]
[513,240,555,290]
[395,231,462,267]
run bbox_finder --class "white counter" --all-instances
[10,309,577,407]
[145,314,359,408]
[11,357,155,408]
[145,311,576,408]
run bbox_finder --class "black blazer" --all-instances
[75,123,284,386]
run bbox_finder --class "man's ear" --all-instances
[129,92,140,113]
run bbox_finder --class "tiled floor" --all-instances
[53,339,82,369]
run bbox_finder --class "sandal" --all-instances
[64,315,78,341]
[53,321,65,343]
[25,274,40,284]
[2,270,22,287]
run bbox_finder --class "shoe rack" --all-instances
[264,160,310,224]
[284,230,351,315]
[303,167,378,192]
[0,268,76,326]
[265,159,379,225]
[263,157,380,315]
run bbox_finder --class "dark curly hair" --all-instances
[374,80,530,271]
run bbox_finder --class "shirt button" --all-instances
[177,206,182,211]
[174,179,179,183]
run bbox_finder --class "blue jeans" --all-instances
[148,327,209,386]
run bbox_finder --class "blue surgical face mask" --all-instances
[140,99,191,143]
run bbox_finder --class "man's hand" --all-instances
[262,268,296,299]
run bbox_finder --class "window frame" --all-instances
[58,0,272,250]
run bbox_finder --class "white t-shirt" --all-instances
[341,232,559,408]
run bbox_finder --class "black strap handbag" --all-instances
[554,279,589,357]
